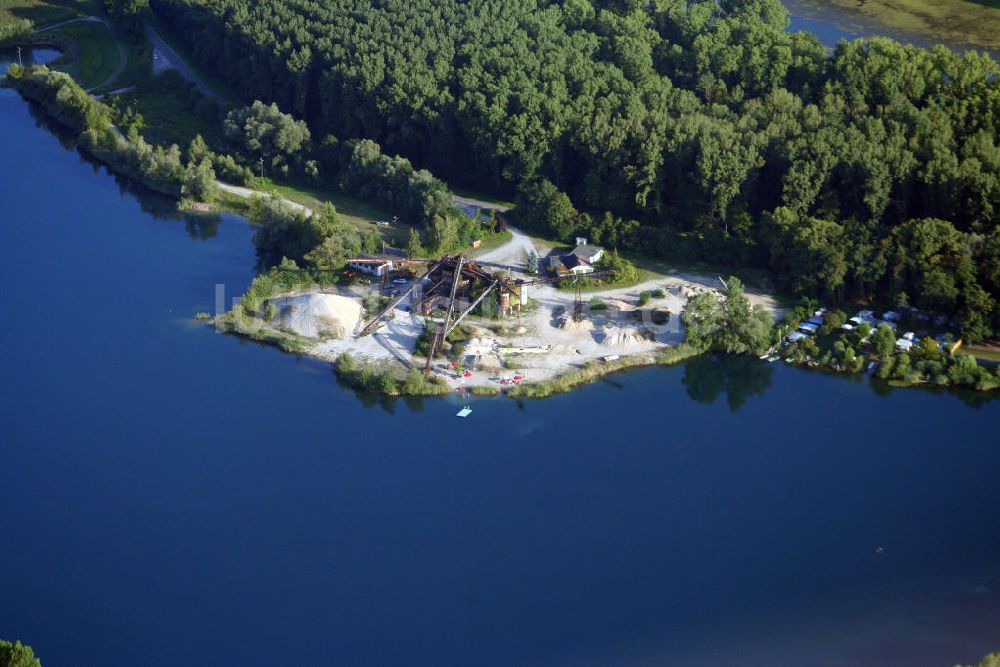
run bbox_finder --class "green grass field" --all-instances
[258,178,415,243]
[125,70,223,148]
[964,344,1000,363]
[45,20,119,88]
[0,0,95,30]
[90,34,149,93]
[451,185,515,210]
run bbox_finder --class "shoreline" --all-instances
[210,307,704,399]
[209,313,1000,400]
[783,0,1000,57]
[6,56,997,401]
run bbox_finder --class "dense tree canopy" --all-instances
[0,639,41,667]
[682,276,773,354]
[151,0,1000,339]
[104,0,149,35]
[223,101,313,177]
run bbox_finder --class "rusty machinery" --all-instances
[357,253,617,372]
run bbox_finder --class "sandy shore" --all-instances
[234,228,784,392]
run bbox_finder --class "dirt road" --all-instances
[473,226,538,274]
[36,16,126,92]
[216,181,313,216]
[145,24,222,101]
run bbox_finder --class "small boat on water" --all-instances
[456,406,473,418]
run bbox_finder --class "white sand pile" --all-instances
[464,337,499,355]
[272,293,363,339]
[601,326,646,348]
[555,316,594,332]
[605,298,632,311]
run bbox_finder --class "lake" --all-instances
[0,46,61,71]
[784,0,1000,59]
[1,61,999,666]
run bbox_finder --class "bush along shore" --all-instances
[3,65,254,207]
[775,303,1000,392]
[207,270,998,399]
[506,344,703,399]
[5,65,189,197]
[9,65,994,399]
[5,63,510,260]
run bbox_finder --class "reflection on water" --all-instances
[337,350,996,412]
[3,65,1000,667]
[678,353,995,410]
[787,13,859,45]
[0,46,61,71]
[14,96,225,237]
[683,354,774,411]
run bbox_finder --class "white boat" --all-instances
[456,406,473,418]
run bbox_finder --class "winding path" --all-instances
[215,181,312,215]
[35,16,126,92]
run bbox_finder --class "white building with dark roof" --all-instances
[549,239,604,276]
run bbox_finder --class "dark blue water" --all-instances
[0,47,61,71]
[2,84,1000,666]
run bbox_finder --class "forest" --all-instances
[147,0,1000,339]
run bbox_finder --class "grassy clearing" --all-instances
[818,0,1000,52]
[471,229,513,253]
[47,20,118,88]
[91,33,149,93]
[215,189,252,216]
[123,70,224,148]
[255,177,414,241]
[0,0,95,29]
[451,184,515,209]
[617,246,775,292]
[964,344,1000,363]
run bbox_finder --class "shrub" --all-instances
[181,158,217,202]
[0,639,41,667]
[7,66,185,196]
[340,139,455,226]
[0,19,34,43]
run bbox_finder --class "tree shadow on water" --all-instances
[682,353,773,412]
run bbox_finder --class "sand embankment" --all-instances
[271,293,362,339]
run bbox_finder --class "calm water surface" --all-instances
[0,47,61,71]
[784,0,1000,60]
[1,72,999,666]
